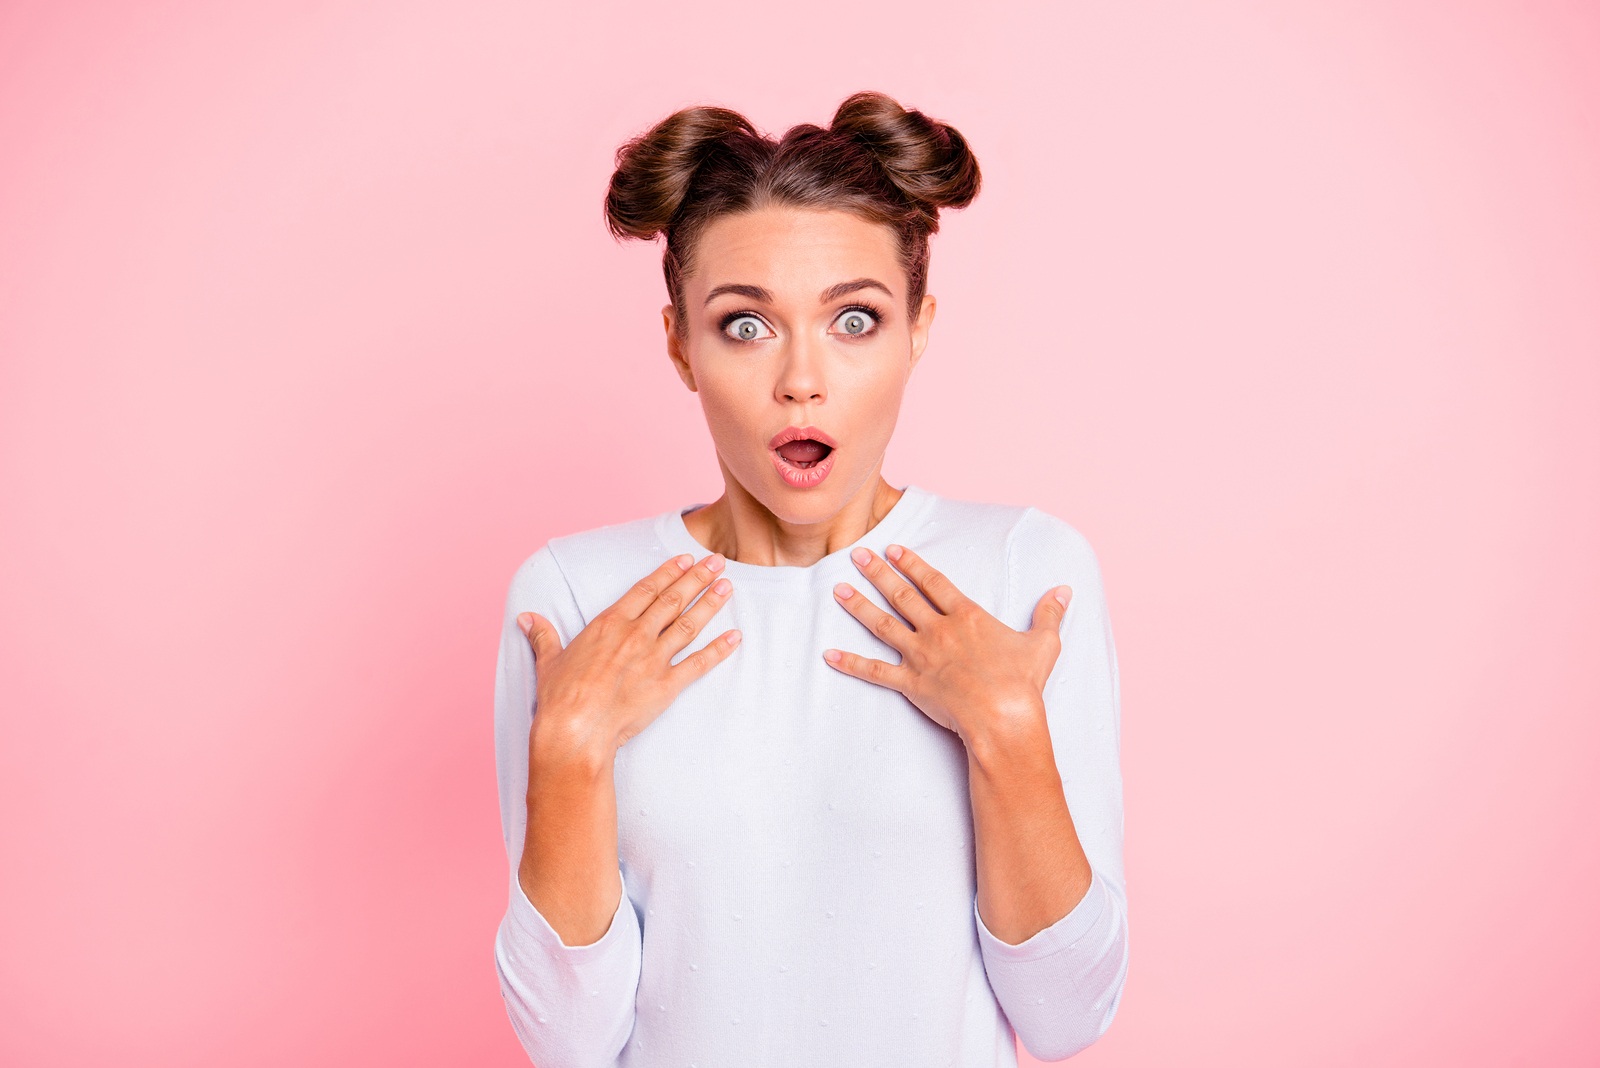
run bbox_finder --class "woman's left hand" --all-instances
[824,543,1073,747]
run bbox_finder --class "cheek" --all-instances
[856,376,909,433]
[692,377,761,438]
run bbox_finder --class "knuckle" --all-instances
[658,586,683,610]
[871,614,898,639]
[672,614,697,638]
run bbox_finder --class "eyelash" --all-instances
[718,303,886,343]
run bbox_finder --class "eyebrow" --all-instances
[703,277,895,307]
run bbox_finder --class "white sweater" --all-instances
[493,483,1128,1066]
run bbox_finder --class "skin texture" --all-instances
[663,205,934,567]
[514,204,1093,950]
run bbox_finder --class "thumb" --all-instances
[1031,586,1073,635]
[517,612,553,657]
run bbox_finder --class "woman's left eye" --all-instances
[833,307,879,337]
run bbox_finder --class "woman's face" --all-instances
[663,205,936,521]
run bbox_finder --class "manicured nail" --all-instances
[676,554,693,570]
[1055,587,1072,606]
[887,544,903,561]
[824,649,842,663]
[851,547,871,566]
[834,583,854,599]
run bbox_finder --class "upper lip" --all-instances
[769,425,838,451]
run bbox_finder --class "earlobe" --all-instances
[663,305,696,391]
[909,294,937,368]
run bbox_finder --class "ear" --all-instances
[908,294,937,372]
[663,303,696,391]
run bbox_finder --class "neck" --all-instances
[683,473,904,568]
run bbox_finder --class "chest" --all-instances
[611,590,978,896]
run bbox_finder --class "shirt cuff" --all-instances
[973,866,1110,964]
[504,868,634,962]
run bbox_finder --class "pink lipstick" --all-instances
[769,425,838,488]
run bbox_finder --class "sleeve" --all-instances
[971,507,1130,1062]
[492,543,643,1066]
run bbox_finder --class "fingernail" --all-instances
[834,582,854,599]
[887,544,903,560]
[1055,587,1071,606]
[676,555,693,570]
[851,547,871,566]
[516,612,532,632]
[707,553,725,572]
[824,649,842,663]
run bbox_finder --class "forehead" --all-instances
[689,206,901,296]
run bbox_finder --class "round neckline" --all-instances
[663,483,929,581]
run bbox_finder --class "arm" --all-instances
[969,509,1129,1062]
[493,545,641,1066]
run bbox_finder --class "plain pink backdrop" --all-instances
[2,1,1596,1065]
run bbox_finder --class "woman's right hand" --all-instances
[516,552,739,758]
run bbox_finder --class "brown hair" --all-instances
[604,91,981,338]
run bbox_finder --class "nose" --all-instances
[773,332,826,404]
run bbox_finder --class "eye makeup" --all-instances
[715,302,888,343]
[832,302,885,338]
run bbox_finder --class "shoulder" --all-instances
[505,509,669,625]
[508,513,658,582]
[1004,505,1109,612]
[915,484,1031,546]
[917,487,1099,570]
[548,512,665,587]
[1010,506,1101,569]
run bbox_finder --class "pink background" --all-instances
[2,1,1596,1064]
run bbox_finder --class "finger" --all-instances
[1030,586,1073,637]
[614,554,698,621]
[820,645,911,692]
[667,627,743,689]
[881,543,971,616]
[639,552,727,637]
[848,547,937,629]
[661,573,735,655]
[521,612,561,661]
[832,580,914,652]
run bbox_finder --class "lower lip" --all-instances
[771,445,837,488]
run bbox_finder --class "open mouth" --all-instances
[774,439,834,469]
[771,439,838,487]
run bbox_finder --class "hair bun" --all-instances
[604,106,761,242]
[829,91,981,212]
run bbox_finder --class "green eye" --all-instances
[835,308,877,336]
[724,315,770,342]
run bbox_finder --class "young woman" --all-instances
[492,91,1128,1066]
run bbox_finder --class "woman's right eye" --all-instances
[723,315,774,342]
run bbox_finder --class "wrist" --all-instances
[961,700,1051,775]
[529,714,616,777]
